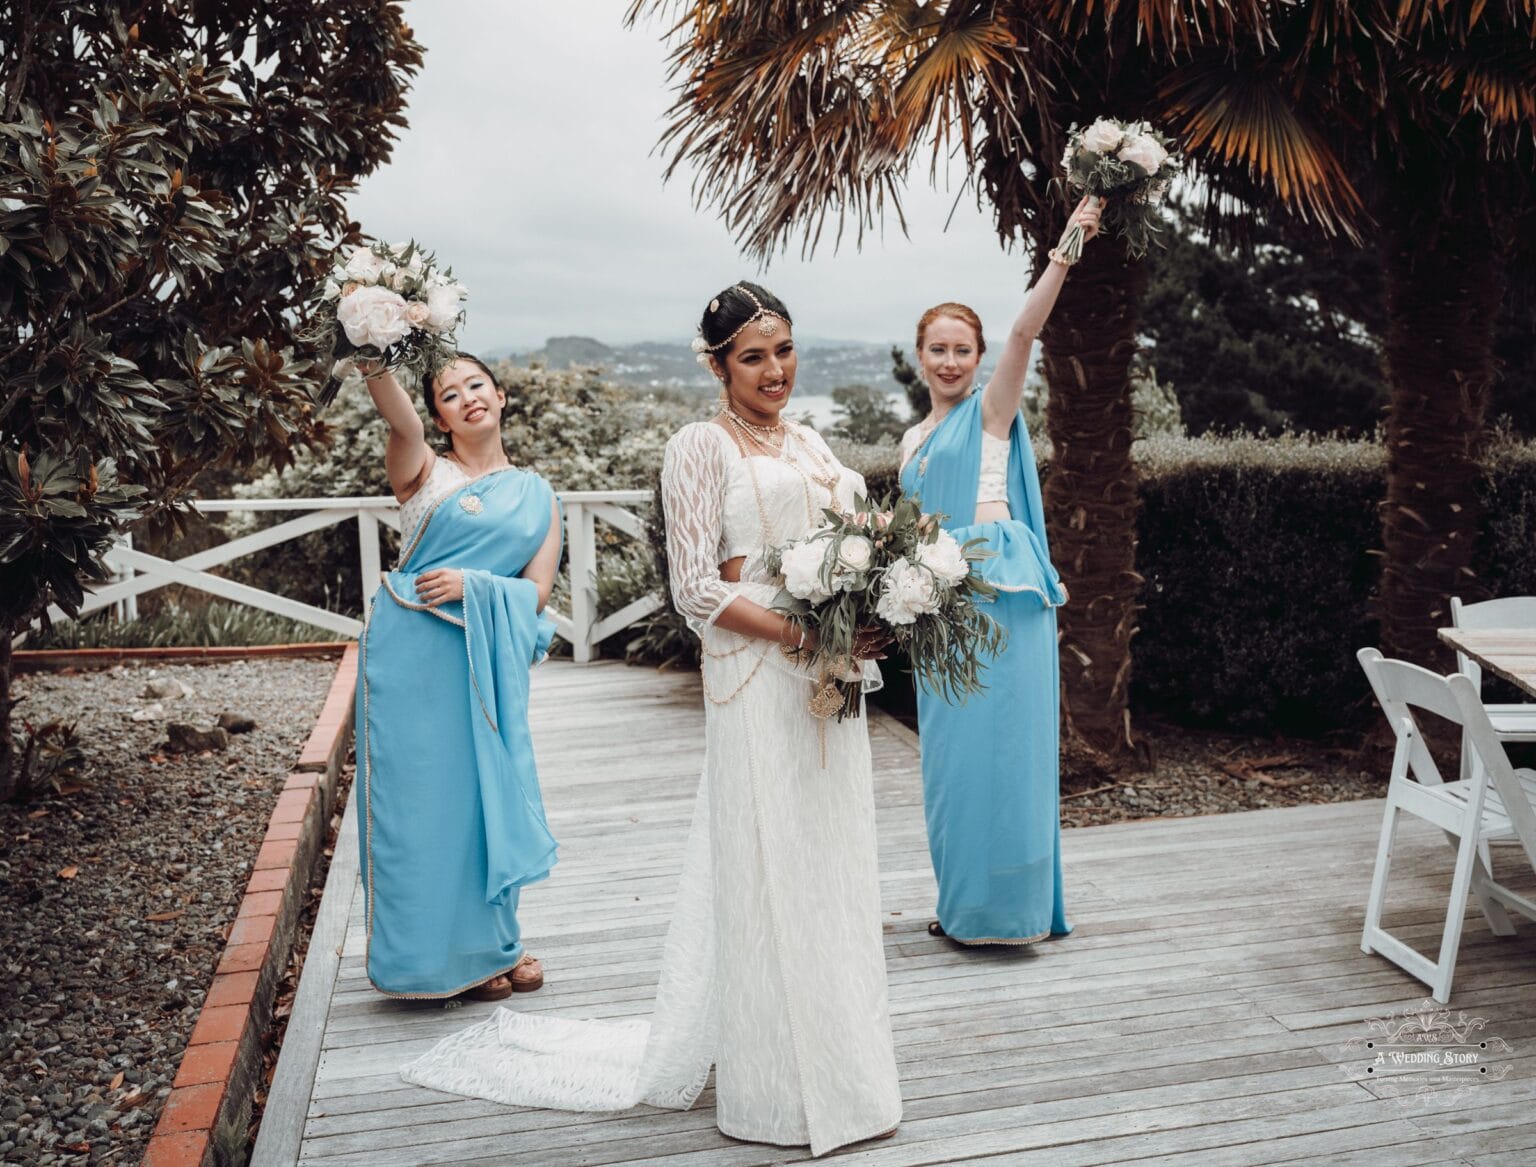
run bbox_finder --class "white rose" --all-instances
[425,282,466,332]
[916,531,971,586]
[404,300,431,327]
[336,285,412,349]
[382,263,407,291]
[780,534,834,603]
[1080,118,1124,156]
[1118,133,1169,176]
[342,247,388,283]
[836,534,873,573]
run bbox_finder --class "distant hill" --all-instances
[499,336,907,395]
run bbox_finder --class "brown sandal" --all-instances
[510,953,544,993]
[459,973,514,1002]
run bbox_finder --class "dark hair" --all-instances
[699,281,793,357]
[916,302,986,357]
[422,352,499,421]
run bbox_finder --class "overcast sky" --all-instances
[347,1,1040,353]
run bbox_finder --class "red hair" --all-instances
[916,302,986,356]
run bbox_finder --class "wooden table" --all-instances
[1439,627,1536,698]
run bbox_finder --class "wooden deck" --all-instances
[254,661,1536,1167]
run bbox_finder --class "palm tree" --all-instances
[1167,1,1536,668]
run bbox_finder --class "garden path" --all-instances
[255,661,1536,1167]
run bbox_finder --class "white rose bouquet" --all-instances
[1057,116,1182,261]
[305,240,466,405]
[766,493,1007,721]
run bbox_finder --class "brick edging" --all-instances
[13,643,349,674]
[141,644,358,1167]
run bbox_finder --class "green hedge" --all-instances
[632,434,1536,736]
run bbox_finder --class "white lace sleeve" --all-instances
[661,424,735,632]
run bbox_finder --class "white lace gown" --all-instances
[401,421,903,1157]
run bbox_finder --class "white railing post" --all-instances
[567,501,597,664]
[113,532,138,621]
[357,510,381,621]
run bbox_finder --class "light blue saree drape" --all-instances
[356,468,559,996]
[900,392,1071,943]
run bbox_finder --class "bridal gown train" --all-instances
[402,420,902,1157]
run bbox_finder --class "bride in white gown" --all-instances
[402,282,902,1156]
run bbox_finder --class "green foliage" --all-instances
[12,720,86,802]
[1139,224,1387,436]
[890,346,928,419]
[0,2,423,788]
[24,599,345,650]
[827,384,905,445]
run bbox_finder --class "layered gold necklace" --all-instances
[718,406,842,528]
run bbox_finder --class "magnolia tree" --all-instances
[0,3,423,798]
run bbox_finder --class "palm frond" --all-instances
[1158,61,1365,239]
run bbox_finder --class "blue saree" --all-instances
[900,392,1071,943]
[356,467,559,996]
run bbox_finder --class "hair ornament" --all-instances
[696,283,786,355]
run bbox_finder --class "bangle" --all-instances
[1048,247,1077,268]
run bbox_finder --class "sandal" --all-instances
[510,953,544,993]
[459,973,514,1002]
[927,921,947,938]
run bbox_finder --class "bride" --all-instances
[403,282,902,1156]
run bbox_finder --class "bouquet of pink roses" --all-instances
[767,493,1007,721]
[306,240,466,404]
[1057,116,1182,261]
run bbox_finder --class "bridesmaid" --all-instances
[354,354,563,998]
[899,197,1100,945]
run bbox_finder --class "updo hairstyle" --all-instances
[915,302,987,357]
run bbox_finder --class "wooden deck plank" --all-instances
[257,660,1535,1167]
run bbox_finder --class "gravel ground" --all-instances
[1060,717,1386,827]
[0,659,335,1167]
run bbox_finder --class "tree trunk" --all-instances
[1039,240,1149,764]
[0,629,17,803]
[1379,180,1503,670]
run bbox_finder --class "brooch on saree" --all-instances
[459,494,484,515]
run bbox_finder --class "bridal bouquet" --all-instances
[1058,116,1182,260]
[307,240,466,404]
[767,494,1007,721]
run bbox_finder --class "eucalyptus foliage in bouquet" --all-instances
[768,494,1007,721]
[1058,117,1182,260]
[307,240,466,404]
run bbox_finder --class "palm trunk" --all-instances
[1039,240,1148,764]
[1379,181,1503,669]
[0,630,16,803]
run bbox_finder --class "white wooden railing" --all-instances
[35,490,662,663]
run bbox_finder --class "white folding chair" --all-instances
[1449,595,1536,780]
[1357,648,1536,1002]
